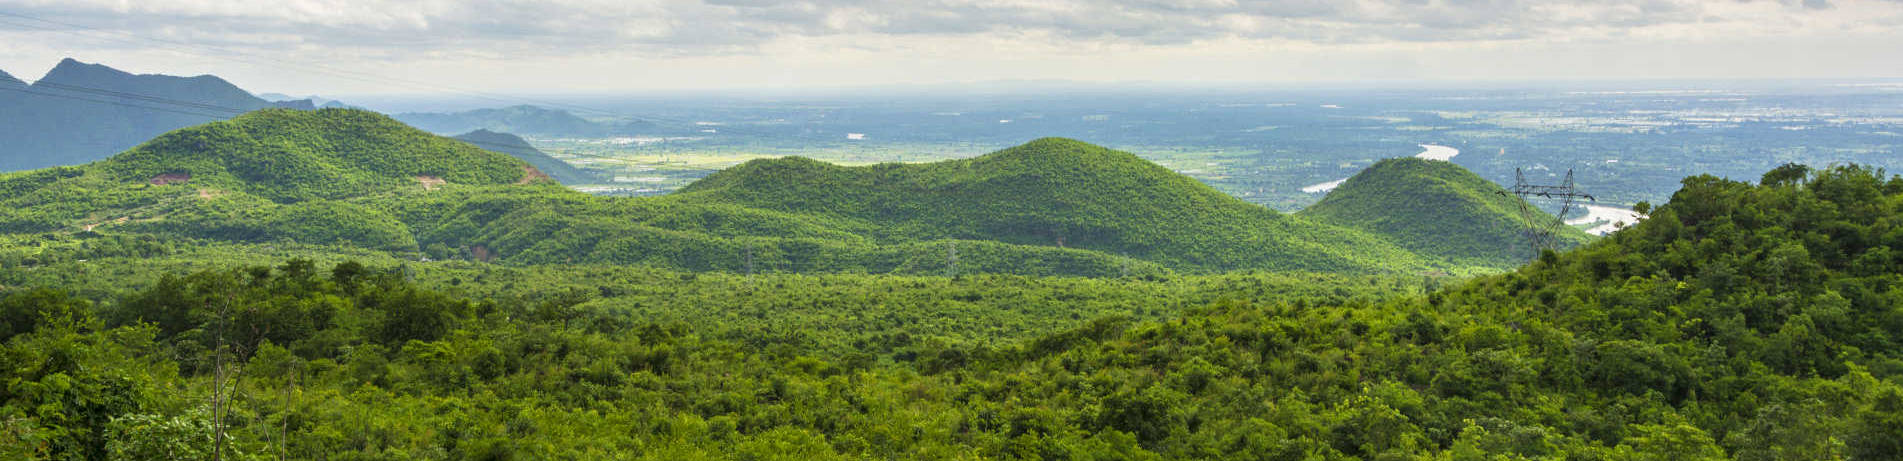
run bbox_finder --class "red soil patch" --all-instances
[415,175,446,190]
[518,165,552,184]
[150,173,191,185]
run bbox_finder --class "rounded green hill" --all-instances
[1299,157,1593,267]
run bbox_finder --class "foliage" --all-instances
[2,123,1499,277]
[2,164,1901,459]
[670,138,1447,273]
[1300,157,1593,267]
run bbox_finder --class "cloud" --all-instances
[2,0,1896,58]
[0,0,1898,92]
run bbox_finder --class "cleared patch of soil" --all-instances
[150,173,191,185]
[415,175,447,190]
[518,165,552,184]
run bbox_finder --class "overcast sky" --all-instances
[1,0,1900,95]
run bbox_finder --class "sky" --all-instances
[0,0,1900,95]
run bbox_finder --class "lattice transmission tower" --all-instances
[1496,168,1594,262]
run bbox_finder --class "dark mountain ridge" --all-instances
[0,58,292,171]
[0,68,23,88]
[395,105,612,136]
[34,58,267,111]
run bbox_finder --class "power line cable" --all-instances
[0,86,232,119]
[31,81,257,114]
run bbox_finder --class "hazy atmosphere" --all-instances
[2,0,1902,93]
[5,1,1903,460]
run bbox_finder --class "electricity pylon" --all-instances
[1496,168,1594,262]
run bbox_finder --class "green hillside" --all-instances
[674,138,1436,273]
[1300,157,1593,267]
[0,117,1183,276]
[453,129,598,184]
[104,108,532,202]
[0,120,1490,276]
[0,108,534,251]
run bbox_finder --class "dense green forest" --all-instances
[5,153,1903,458]
[8,109,1902,459]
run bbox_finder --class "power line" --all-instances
[1496,168,1594,262]
[31,81,257,114]
[0,86,231,119]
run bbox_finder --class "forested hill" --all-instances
[1300,157,1592,267]
[0,58,290,170]
[453,129,597,184]
[0,108,536,251]
[104,108,533,201]
[1,118,1459,275]
[672,138,1433,273]
[7,103,1605,276]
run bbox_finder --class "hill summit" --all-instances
[0,108,542,251]
[104,108,535,202]
[1298,157,1591,267]
[675,138,1433,273]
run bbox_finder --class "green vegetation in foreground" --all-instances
[3,164,1903,459]
[1299,157,1594,268]
[1,112,1503,276]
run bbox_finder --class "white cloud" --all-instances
[0,0,1897,91]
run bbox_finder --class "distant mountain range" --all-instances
[255,93,353,109]
[394,105,653,137]
[0,58,310,171]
